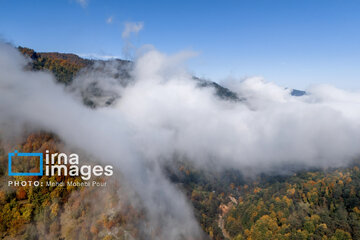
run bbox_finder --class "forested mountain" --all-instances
[0,133,145,239]
[2,133,359,240]
[223,166,360,240]
[0,47,358,240]
[166,160,360,240]
[18,47,304,101]
[18,47,93,85]
[18,47,241,102]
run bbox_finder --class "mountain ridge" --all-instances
[18,47,305,102]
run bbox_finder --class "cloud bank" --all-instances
[1,42,360,239]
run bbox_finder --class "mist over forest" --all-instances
[0,42,359,240]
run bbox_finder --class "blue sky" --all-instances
[1,0,360,90]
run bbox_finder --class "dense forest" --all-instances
[0,48,359,240]
[168,160,360,240]
[2,132,360,240]
[18,47,92,85]
[223,167,360,240]
[0,133,145,240]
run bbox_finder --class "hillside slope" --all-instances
[0,47,358,240]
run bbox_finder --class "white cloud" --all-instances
[0,43,202,239]
[2,42,360,238]
[122,21,144,38]
[106,16,113,24]
[75,0,88,8]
